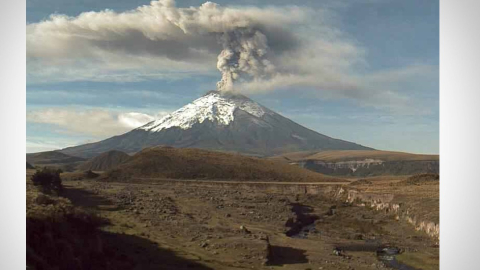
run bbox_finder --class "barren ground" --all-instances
[42,173,440,270]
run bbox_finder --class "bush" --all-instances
[85,170,100,179]
[31,167,63,194]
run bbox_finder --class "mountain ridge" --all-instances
[60,91,372,158]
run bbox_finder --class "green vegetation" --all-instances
[26,172,106,269]
[27,196,106,269]
[396,252,439,270]
[30,167,63,194]
[397,173,440,186]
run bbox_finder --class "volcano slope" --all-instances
[60,91,371,159]
[102,146,341,183]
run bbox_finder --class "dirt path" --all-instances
[133,177,350,185]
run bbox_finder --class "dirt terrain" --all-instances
[41,174,439,270]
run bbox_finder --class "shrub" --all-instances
[30,167,63,194]
[27,197,107,270]
[85,170,100,179]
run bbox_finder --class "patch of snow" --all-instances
[291,134,305,141]
[138,91,268,132]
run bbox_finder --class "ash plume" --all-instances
[216,29,275,91]
[27,0,302,90]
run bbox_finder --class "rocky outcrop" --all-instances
[344,189,439,241]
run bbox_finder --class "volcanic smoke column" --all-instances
[216,29,276,91]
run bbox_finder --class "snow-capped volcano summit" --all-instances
[139,91,270,132]
[61,91,372,158]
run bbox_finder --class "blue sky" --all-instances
[26,0,439,154]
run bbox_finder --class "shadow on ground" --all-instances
[98,230,213,270]
[27,185,213,270]
[267,245,308,266]
[27,218,213,270]
[62,184,122,211]
[285,203,319,237]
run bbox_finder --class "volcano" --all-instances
[60,91,372,158]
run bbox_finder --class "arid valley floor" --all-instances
[27,169,439,270]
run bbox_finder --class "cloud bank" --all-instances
[27,108,168,137]
[27,0,306,88]
[27,0,435,109]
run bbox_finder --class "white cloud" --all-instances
[26,137,84,153]
[118,112,155,128]
[26,0,436,111]
[26,108,169,137]
[25,1,358,89]
[26,0,308,84]
[26,140,62,153]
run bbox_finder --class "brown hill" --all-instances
[270,150,439,162]
[77,150,131,171]
[27,151,85,164]
[26,151,86,171]
[26,162,35,169]
[103,146,341,182]
[397,173,440,186]
[269,150,439,177]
